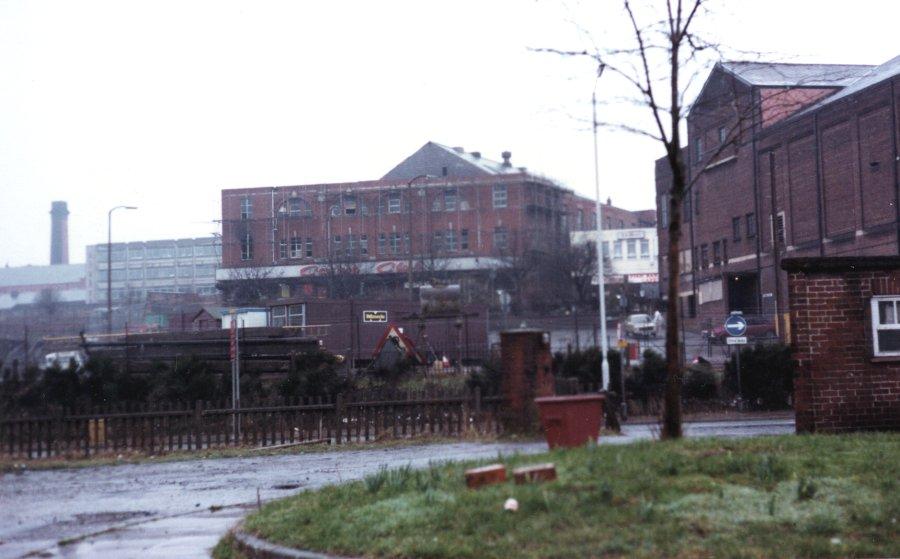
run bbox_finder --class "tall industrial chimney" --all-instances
[50,201,69,265]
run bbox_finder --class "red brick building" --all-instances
[657,56,900,337]
[784,257,900,433]
[218,142,648,302]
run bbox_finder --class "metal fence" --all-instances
[0,388,503,459]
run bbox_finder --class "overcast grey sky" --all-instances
[1,0,897,267]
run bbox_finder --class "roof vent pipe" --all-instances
[471,151,481,159]
[501,151,512,167]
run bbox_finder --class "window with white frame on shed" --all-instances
[871,297,900,356]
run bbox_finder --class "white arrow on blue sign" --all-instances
[724,314,748,337]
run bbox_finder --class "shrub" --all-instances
[724,343,794,409]
[625,349,667,404]
[683,359,718,399]
[278,351,352,400]
[466,358,503,394]
[553,348,623,394]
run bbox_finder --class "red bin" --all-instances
[534,394,605,448]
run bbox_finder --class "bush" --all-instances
[278,351,351,400]
[466,359,503,394]
[683,359,718,400]
[724,343,794,409]
[553,348,623,394]
[625,349,667,404]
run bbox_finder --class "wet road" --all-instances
[0,418,794,559]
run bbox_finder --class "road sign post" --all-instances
[724,312,748,410]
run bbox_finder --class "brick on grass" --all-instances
[465,464,506,489]
[513,463,557,485]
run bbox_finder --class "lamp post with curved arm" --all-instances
[107,205,137,334]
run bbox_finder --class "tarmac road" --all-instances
[0,418,794,559]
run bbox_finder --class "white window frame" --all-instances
[271,305,287,327]
[288,304,306,327]
[388,193,401,214]
[290,236,302,258]
[871,296,900,357]
[492,184,508,208]
[240,197,252,220]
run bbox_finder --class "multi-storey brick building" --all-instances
[657,55,900,338]
[218,142,625,302]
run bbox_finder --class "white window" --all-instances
[613,240,623,259]
[444,188,458,211]
[641,239,650,259]
[271,305,286,327]
[240,197,252,220]
[288,304,305,327]
[240,234,252,260]
[290,236,302,258]
[388,193,401,214]
[871,297,900,356]
[492,185,508,208]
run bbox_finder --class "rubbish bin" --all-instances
[534,394,605,448]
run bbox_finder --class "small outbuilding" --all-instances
[783,257,900,433]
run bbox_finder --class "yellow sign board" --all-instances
[363,310,388,323]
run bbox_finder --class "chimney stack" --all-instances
[501,151,512,167]
[50,201,69,265]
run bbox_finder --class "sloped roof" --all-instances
[719,61,873,88]
[430,142,521,175]
[799,54,900,112]
[0,264,85,288]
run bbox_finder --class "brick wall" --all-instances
[784,257,900,433]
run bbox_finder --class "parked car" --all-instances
[624,313,656,338]
[706,316,776,344]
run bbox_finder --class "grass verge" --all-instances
[225,433,899,559]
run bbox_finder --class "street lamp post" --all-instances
[107,205,137,334]
[592,64,611,390]
[406,174,432,301]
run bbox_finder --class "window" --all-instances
[460,229,469,250]
[287,304,305,326]
[640,239,650,259]
[177,267,192,278]
[431,195,442,212]
[432,231,444,252]
[613,241,623,259]
[129,247,144,260]
[271,305,286,327]
[360,234,368,255]
[627,239,637,259]
[279,239,287,259]
[722,239,728,265]
[347,234,356,256]
[746,213,757,238]
[287,197,310,217]
[109,269,126,281]
[194,265,215,277]
[872,297,900,356]
[146,266,176,279]
[390,232,400,254]
[343,195,357,216]
[577,209,584,229]
[602,241,610,259]
[733,217,742,242]
[695,137,704,160]
[128,268,144,280]
[492,185,508,208]
[178,246,193,258]
[240,234,252,261]
[388,193,401,214]
[659,195,669,228]
[290,236,302,258]
[446,229,457,251]
[305,238,313,258]
[240,197,252,220]
[332,235,342,255]
[700,244,709,269]
[444,188,457,211]
[718,126,727,145]
[773,211,787,248]
[713,241,721,266]
[493,226,508,251]
[378,233,387,254]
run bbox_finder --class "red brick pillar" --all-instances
[500,330,555,432]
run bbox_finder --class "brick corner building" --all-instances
[783,256,900,433]
[657,55,900,339]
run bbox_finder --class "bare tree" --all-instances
[222,266,277,305]
[538,0,755,438]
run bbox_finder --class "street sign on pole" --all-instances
[724,313,748,337]
[726,336,748,345]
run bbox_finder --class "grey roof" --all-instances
[720,61,874,87]
[430,142,521,175]
[0,264,85,288]
[799,54,900,112]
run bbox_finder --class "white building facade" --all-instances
[85,237,221,303]
[571,227,659,286]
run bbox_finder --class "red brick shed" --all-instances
[783,257,900,433]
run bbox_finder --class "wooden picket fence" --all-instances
[0,388,503,459]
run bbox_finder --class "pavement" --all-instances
[0,417,795,559]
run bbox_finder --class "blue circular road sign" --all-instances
[724,314,747,337]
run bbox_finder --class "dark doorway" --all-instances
[727,273,759,315]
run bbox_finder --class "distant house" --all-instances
[192,307,223,330]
